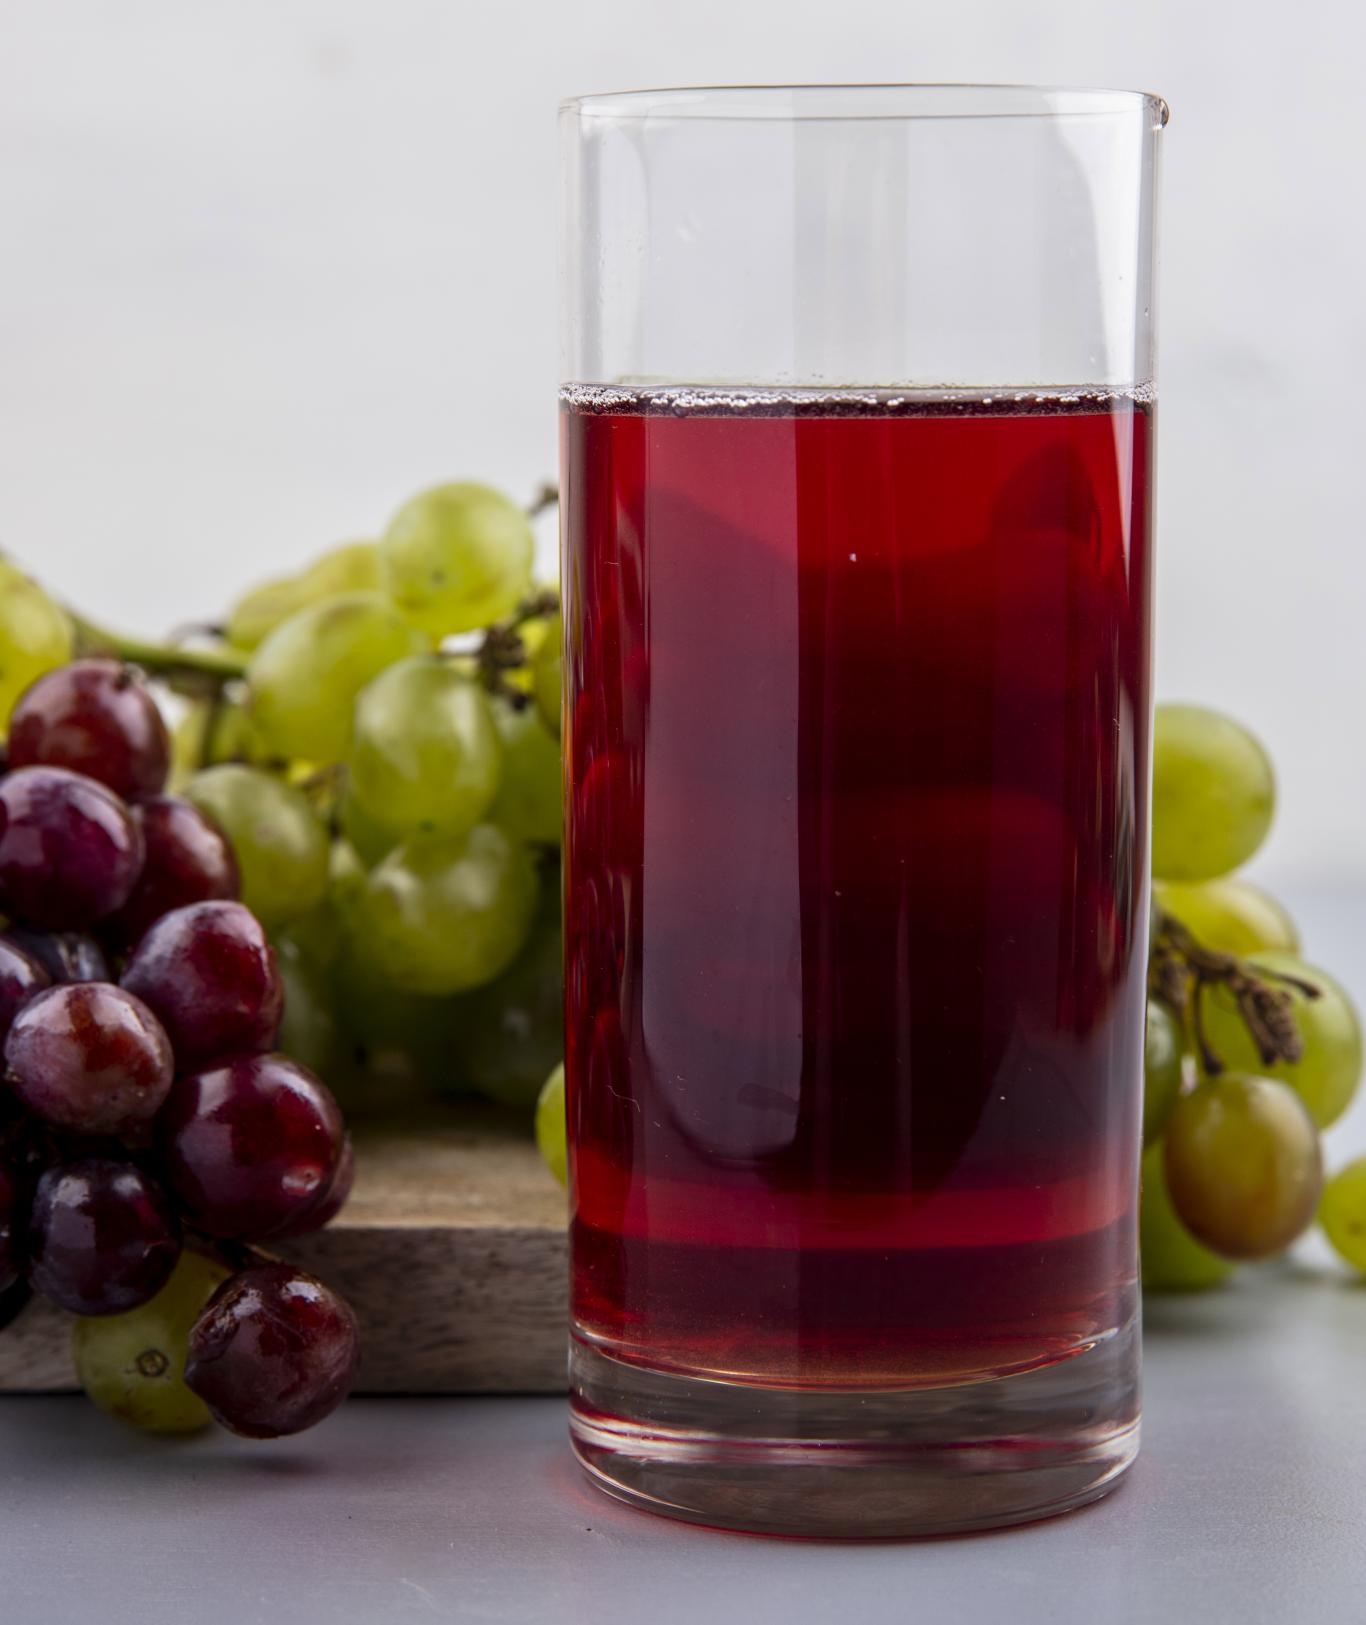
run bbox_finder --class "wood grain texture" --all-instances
[0,1104,571,1395]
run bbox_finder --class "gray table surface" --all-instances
[4,885,1365,1625]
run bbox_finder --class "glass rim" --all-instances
[561,83,1169,127]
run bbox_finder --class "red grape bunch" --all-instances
[0,659,360,1438]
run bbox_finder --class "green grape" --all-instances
[487,698,561,846]
[184,763,330,930]
[1140,1142,1234,1292]
[227,574,309,654]
[1155,877,1299,957]
[340,824,538,996]
[1143,1000,1184,1147]
[247,591,428,762]
[328,944,470,1112]
[227,541,381,651]
[73,1251,231,1433]
[1319,1157,1366,1274]
[380,482,534,637]
[1199,952,1363,1127]
[535,1063,567,1186]
[275,935,340,1077]
[1151,703,1274,882]
[299,540,382,596]
[1163,1072,1321,1259]
[0,560,74,729]
[349,657,501,838]
[455,893,562,1107]
[339,787,399,868]
[531,613,561,737]
[328,837,368,914]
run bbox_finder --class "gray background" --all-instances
[0,896,1363,1621]
[2,0,1364,883]
[2,1269,1364,1624]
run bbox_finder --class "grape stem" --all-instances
[527,483,559,518]
[1150,908,1320,1076]
[193,1236,281,1275]
[70,612,247,686]
[473,588,560,707]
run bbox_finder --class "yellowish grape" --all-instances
[276,936,340,1078]
[1155,877,1299,957]
[247,592,427,762]
[381,483,533,637]
[1319,1158,1366,1274]
[1151,703,1275,882]
[455,896,562,1108]
[325,944,465,1115]
[1140,1142,1234,1292]
[73,1251,231,1433]
[227,575,310,654]
[340,824,538,996]
[1163,1072,1321,1259]
[1143,1000,1184,1146]
[1199,952,1362,1128]
[535,1063,567,1186]
[339,787,398,869]
[0,561,74,729]
[327,837,368,916]
[349,657,502,839]
[227,541,381,651]
[184,764,330,930]
[531,614,561,738]
[488,699,561,846]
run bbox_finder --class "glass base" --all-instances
[569,1317,1140,1538]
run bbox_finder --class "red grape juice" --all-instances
[561,387,1151,1391]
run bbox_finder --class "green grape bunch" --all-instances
[1143,702,1365,1292]
[219,486,565,1131]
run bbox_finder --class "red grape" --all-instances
[28,1159,180,1315]
[120,901,282,1069]
[5,982,174,1136]
[274,1133,354,1238]
[0,767,144,929]
[0,1153,20,1292]
[185,1264,360,1438]
[0,937,50,1044]
[159,1053,345,1239]
[107,797,240,947]
[2,929,108,984]
[8,659,170,801]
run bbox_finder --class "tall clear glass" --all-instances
[559,84,1165,1537]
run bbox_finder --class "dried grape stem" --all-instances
[1151,908,1319,1076]
[474,587,560,706]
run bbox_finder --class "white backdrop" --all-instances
[1,0,1363,886]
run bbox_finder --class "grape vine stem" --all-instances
[1150,908,1320,1076]
[473,588,560,707]
[70,612,248,685]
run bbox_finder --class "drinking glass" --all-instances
[559,83,1166,1537]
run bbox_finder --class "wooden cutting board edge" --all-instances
[0,1104,572,1395]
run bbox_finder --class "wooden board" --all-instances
[0,1104,571,1394]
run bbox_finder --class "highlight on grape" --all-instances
[0,477,1361,1446]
